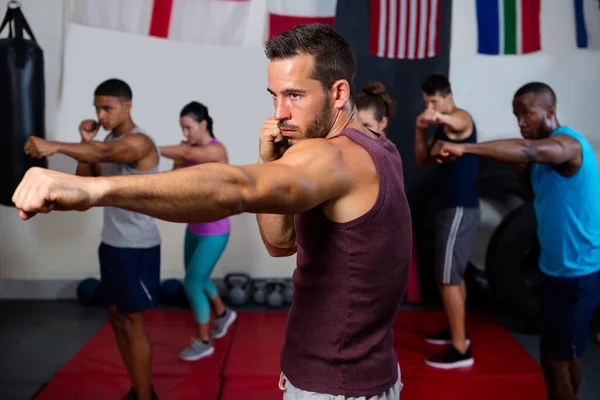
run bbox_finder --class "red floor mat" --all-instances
[56,311,234,377]
[222,312,287,380]
[36,372,221,400]
[221,310,546,399]
[36,310,546,400]
[36,310,234,400]
[393,310,543,378]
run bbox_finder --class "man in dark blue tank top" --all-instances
[414,75,480,369]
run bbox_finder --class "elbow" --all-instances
[266,243,297,257]
[89,145,112,164]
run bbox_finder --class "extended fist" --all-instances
[258,118,290,163]
[430,140,464,163]
[12,167,98,221]
[24,137,57,158]
[416,106,445,131]
[79,119,101,142]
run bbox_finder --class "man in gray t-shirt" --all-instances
[24,79,161,400]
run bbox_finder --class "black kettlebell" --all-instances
[283,279,294,305]
[252,280,267,304]
[266,281,286,308]
[224,273,252,306]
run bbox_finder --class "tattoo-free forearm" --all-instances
[95,163,248,223]
[159,145,186,160]
[415,129,432,167]
[463,139,536,164]
[76,162,98,177]
[56,141,109,164]
[256,214,296,254]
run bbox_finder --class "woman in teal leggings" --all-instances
[160,101,237,361]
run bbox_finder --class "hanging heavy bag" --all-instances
[0,1,47,207]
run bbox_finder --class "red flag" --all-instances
[369,0,442,59]
[268,0,337,39]
[70,0,252,46]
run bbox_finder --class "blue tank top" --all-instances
[530,126,600,278]
[433,123,479,208]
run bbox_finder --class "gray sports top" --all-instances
[99,126,161,248]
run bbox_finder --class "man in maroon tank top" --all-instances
[13,24,412,399]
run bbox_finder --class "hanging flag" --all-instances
[369,0,442,60]
[69,0,252,46]
[575,0,600,50]
[476,0,541,55]
[267,0,337,39]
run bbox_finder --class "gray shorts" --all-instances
[435,206,480,285]
[280,366,402,400]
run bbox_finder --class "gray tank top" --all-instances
[99,126,162,249]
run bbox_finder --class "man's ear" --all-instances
[123,99,132,112]
[331,79,351,109]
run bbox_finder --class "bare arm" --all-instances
[160,143,226,164]
[96,140,351,221]
[438,109,472,134]
[461,134,582,167]
[256,214,296,257]
[24,134,154,165]
[415,129,435,167]
[255,155,296,257]
[12,139,354,225]
[75,161,101,177]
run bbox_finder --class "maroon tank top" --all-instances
[281,128,412,396]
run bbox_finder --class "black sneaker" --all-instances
[121,388,136,400]
[425,345,474,369]
[424,326,471,346]
[121,387,160,400]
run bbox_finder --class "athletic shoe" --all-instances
[212,308,237,339]
[425,326,471,346]
[425,345,474,369]
[179,338,215,361]
[121,387,159,399]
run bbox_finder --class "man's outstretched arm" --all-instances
[24,135,153,165]
[433,134,582,166]
[13,139,354,224]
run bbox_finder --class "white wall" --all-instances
[1,0,599,290]
[449,0,600,144]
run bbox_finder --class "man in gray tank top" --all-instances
[24,79,161,400]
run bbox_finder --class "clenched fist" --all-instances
[24,137,58,158]
[12,167,100,220]
[416,105,445,132]
[258,118,290,164]
[430,140,464,163]
[79,119,101,142]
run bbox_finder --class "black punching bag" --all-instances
[0,1,47,207]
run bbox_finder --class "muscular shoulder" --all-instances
[278,138,344,170]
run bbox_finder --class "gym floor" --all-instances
[1,301,599,400]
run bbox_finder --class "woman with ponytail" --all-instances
[356,82,396,136]
[160,101,237,361]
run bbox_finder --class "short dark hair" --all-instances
[264,23,356,102]
[180,101,214,138]
[94,79,132,101]
[356,81,396,122]
[421,74,451,97]
[514,82,556,108]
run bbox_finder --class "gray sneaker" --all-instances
[179,338,214,361]
[211,309,237,339]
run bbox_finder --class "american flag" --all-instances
[369,0,442,59]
